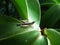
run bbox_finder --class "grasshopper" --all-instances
[17,20,35,27]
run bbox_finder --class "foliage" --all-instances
[40,0,60,29]
[0,0,60,45]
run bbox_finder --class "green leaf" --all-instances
[0,15,20,40]
[0,0,47,45]
[53,0,60,4]
[41,5,60,28]
[54,29,60,32]
[0,30,39,45]
[12,0,41,28]
[0,15,48,45]
[26,0,41,27]
[45,29,60,45]
[0,30,48,45]
[0,15,20,24]
[53,19,60,28]
[40,0,56,5]
[0,15,34,41]
[12,0,28,20]
[32,35,48,45]
[0,15,34,40]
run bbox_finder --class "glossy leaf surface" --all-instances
[26,0,41,27]
[40,0,60,28]
[0,15,20,40]
[32,35,48,45]
[45,29,60,45]
[0,15,19,24]
[12,0,28,19]
[41,5,60,28]
[0,0,48,45]
[0,30,48,45]
[0,16,48,45]
[40,0,55,5]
